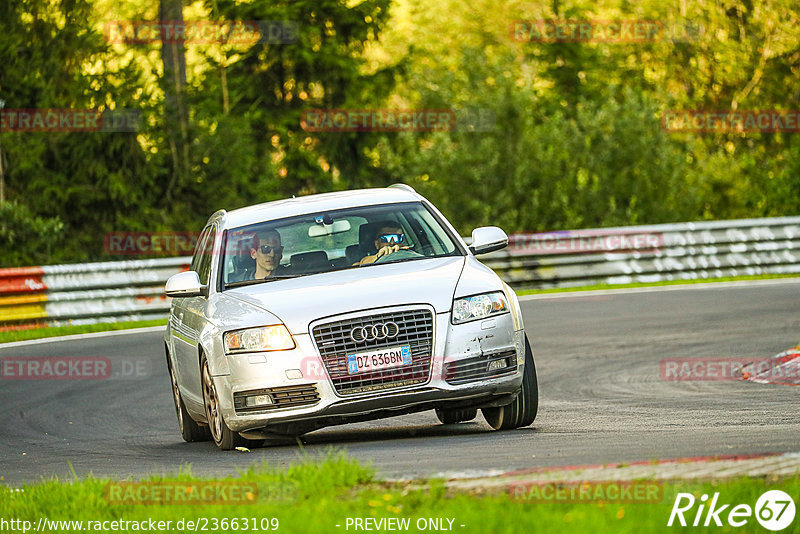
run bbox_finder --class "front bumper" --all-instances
[213,306,525,435]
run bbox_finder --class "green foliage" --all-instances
[193,0,398,200]
[377,44,694,233]
[371,0,800,233]
[0,0,798,266]
[0,0,164,264]
[0,201,64,265]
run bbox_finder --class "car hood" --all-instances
[224,256,467,334]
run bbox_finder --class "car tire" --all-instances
[482,334,538,431]
[201,356,263,451]
[168,354,211,442]
[435,408,478,424]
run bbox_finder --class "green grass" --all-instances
[0,319,167,344]
[517,272,800,295]
[1,452,797,533]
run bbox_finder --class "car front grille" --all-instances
[312,309,434,396]
[444,349,517,385]
[234,384,320,414]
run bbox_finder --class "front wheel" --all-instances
[201,356,262,450]
[482,335,538,430]
[435,408,478,424]
[168,354,211,442]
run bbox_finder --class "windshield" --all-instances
[221,201,462,288]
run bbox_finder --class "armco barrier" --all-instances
[1,217,799,330]
[483,216,800,289]
[0,258,189,331]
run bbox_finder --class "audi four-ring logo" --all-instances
[350,322,400,343]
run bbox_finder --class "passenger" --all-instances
[230,229,287,282]
[250,229,288,278]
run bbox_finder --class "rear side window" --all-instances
[190,226,210,273]
[193,226,217,286]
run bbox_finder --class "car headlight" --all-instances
[451,291,509,324]
[224,325,295,354]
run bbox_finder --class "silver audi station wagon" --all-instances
[164,184,538,450]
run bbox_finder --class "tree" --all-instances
[0,0,161,265]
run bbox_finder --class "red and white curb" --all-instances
[430,453,800,495]
[744,348,800,386]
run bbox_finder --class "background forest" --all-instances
[1,0,798,265]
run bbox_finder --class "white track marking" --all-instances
[519,277,800,301]
[0,326,165,349]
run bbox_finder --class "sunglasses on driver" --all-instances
[378,233,405,245]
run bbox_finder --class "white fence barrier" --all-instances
[2,217,799,329]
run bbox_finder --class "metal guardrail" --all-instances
[0,258,190,330]
[1,216,799,330]
[482,216,800,289]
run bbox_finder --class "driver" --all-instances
[355,223,410,265]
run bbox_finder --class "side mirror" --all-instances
[165,271,207,298]
[469,226,508,255]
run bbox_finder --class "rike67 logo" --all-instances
[668,490,796,531]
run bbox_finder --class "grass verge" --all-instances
[2,452,797,533]
[0,319,167,344]
[517,272,800,295]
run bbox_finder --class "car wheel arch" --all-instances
[197,325,230,376]
[165,343,175,373]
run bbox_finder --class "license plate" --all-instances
[346,345,412,375]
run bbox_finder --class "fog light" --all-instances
[245,394,273,407]
[488,360,507,371]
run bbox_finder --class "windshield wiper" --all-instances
[368,255,430,267]
[225,274,300,288]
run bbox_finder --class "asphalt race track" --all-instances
[1,279,798,485]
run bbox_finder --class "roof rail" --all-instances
[388,183,416,193]
[207,208,227,225]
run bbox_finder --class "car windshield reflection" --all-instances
[221,201,461,289]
